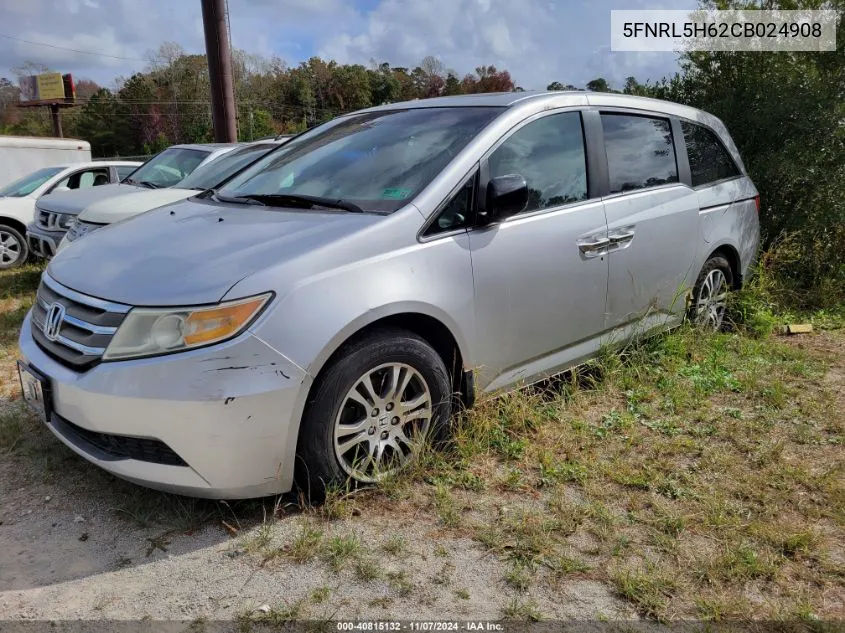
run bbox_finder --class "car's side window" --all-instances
[425,175,475,236]
[681,121,741,187]
[487,111,588,214]
[116,165,137,180]
[601,113,678,194]
[53,168,110,192]
[51,176,70,190]
[77,169,110,188]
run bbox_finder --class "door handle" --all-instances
[577,236,610,258]
[607,226,636,251]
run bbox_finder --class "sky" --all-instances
[0,0,697,92]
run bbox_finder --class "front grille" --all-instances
[52,414,187,467]
[31,274,130,370]
[28,234,56,259]
[35,205,75,231]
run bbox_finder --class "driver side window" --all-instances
[488,112,588,214]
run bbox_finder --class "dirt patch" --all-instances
[0,417,629,620]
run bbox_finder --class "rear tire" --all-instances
[0,224,28,270]
[295,328,452,502]
[690,255,733,330]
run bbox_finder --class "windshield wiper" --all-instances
[209,190,265,205]
[237,193,364,213]
[125,178,160,189]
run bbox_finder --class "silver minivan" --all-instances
[18,92,759,499]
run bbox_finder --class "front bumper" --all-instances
[19,313,310,499]
[26,223,65,259]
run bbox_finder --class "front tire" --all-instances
[0,224,28,270]
[690,255,733,330]
[295,329,453,501]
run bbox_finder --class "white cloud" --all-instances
[14,29,139,69]
[0,0,693,90]
[316,0,692,88]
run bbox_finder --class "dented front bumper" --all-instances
[18,312,309,499]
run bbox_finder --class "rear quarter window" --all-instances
[681,121,741,187]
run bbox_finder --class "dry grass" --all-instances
[361,324,845,621]
[0,263,41,400]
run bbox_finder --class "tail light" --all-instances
[754,195,761,214]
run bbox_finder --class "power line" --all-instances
[70,97,342,112]
[40,98,344,117]
[0,32,158,62]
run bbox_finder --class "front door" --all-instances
[469,110,610,392]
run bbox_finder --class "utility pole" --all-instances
[49,104,63,138]
[201,0,237,142]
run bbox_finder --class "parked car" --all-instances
[0,161,142,269]
[57,137,294,252]
[18,92,759,500]
[26,143,238,259]
[0,136,93,188]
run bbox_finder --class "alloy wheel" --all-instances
[333,362,433,482]
[0,230,23,267]
[695,268,729,329]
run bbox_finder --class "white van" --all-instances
[0,136,93,188]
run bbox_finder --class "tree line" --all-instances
[0,47,663,160]
[0,47,521,156]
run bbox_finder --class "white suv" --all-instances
[0,161,141,269]
[26,144,238,260]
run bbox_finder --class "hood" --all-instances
[79,188,197,224]
[35,183,141,216]
[48,198,384,306]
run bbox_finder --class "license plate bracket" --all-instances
[17,361,51,423]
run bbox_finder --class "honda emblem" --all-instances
[43,302,66,342]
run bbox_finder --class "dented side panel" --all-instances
[603,184,702,328]
[694,176,760,283]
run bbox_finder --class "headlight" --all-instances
[103,293,272,361]
[66,219,102,243]
[65,218,80,241]
[56,213,75,229]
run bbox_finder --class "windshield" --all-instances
[125,147,210,188]
[177,143,278,191]
[220,107,503,213]
[0,166,65,197]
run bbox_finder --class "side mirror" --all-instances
[51,186,71,194]
[482,174,528,223]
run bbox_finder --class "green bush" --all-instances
[647,0,845,310]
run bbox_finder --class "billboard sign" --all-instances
[18,72,76,103]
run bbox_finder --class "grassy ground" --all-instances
[340,320,845,622]
[1,264,843,624]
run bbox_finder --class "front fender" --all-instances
[241,231,476,380]
[302,299,471,379]
[231,231,476,488]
